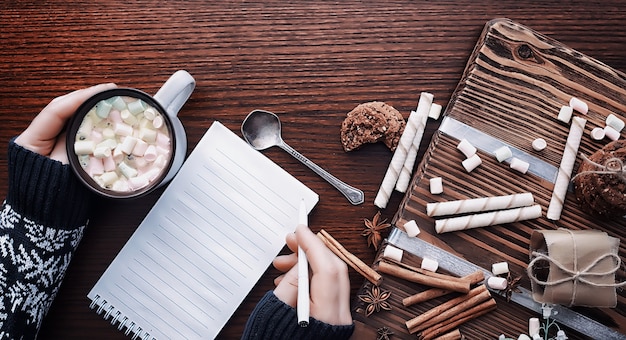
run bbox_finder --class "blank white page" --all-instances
[88,121,318,339]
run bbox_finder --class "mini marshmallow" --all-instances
[119,136,138,154]
[87,157,104,176]
[569,97,588,114]
[132,139,149,157]
[403,220,420,237]
[487,276,508,290]
[93,145,112,159]
[96,139,117,150]
[89,130,103,144]
[457,139,476,158]
[383,245,403,262]
[517,335,531,340]
[152,115,164,129]
[128,175,149,190]
[143,145,158,162]
[143,107,157,120]
[590,127,606,140]
[114,122,133,137]
[111,179,130,192]
[606,113,625,132]
[557,105,573,123]
[110,96,127,110]
[76,117,93,140]
[494,145,512,162]
[103,155,117,172]
[127,99,146,115]
[102,128,115,140]
[604,125,620,141]
[428,103,443,120]
[118,162,139,179]
[462,153,482,172]
[74,140,95,155]
[121,109,138,126]
[96,171,118,187]
[510,157,530,174]
[491,261,509,275]
[420,257,439,272]
[108,109,123,124]
[532,138,547,151]
[429,177,443,194]
[154,154,168,169]
[528,317,540,337]
[95,100,112,119]
[156,132,171,147]
[139,127,158,143]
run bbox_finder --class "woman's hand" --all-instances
[14,83,117,163]
[272,224,353,326]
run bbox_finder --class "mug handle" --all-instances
[154,70,196,117]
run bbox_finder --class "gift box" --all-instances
[527,229,622,307]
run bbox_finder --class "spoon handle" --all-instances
[279,142,365,205]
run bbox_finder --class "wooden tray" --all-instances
[351,18,626,339]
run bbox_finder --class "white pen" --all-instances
[297,199,310,327]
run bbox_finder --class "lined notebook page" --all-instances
[88,121,318,339]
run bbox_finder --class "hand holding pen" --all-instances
[272,209,353,327]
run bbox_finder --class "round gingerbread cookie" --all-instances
[573,140,626,219]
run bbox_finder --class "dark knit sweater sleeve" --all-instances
[241,291,354,340]
[0,139,94,339]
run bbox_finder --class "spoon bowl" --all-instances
[241,110,364,205]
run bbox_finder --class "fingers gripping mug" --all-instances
[66,70,196,199]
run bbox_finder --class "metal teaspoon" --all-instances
[241,109,365,205]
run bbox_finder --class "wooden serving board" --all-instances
[351,18,626,339]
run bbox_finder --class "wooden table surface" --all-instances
[1,1,625,339]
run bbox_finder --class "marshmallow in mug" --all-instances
[74,96,172,192]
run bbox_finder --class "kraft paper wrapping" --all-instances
[528,229,623,307]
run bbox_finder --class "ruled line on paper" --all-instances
[166,207,253,273]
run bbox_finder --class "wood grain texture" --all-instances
[1,2,626,339]
[390,19,625,339]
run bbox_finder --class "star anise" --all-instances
[504,272,522,302]
[358,284,392,316]
[376,326,394,340]
[361,211,391,250]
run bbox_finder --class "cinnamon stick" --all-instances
[383,258,473,284]
[403,270,484,306]
[432,329,462,340]
[406,285,490,333]
[317,229,383,285]
[420,299,497,340]
[378,261,470,293]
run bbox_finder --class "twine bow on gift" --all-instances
[527,229,626,307]
[571,153,626,183]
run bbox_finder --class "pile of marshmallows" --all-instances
[73,96,172,192]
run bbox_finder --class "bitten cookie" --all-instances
[340,101,405,152]
[573,140,626,219]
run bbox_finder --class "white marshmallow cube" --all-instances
[510,157,530,174]
[383,245,403,262]
[487,276,508,290]
[606,114,625,132]
[462,154,482,172]
[569,97,588,114]
[457,138,477,158]
[557,106,573,123]
[429,177,443,194]
[494,145,512,162]
[604,125,620,141]
[491,261,509,275]
[531,138,547,151]
[420,257,439,272]
[403,220,420,237]
[590,127,606,140]
[428,103,443,120]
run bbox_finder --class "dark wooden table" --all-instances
[1,1,625,339]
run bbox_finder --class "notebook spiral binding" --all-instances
[89,294,157,340]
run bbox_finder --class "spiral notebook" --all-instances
[87,121,319,339]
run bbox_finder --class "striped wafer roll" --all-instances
[396,92,433,193]
[546,116,587,220]
[427,192,534,217]
[435,204,542,233]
